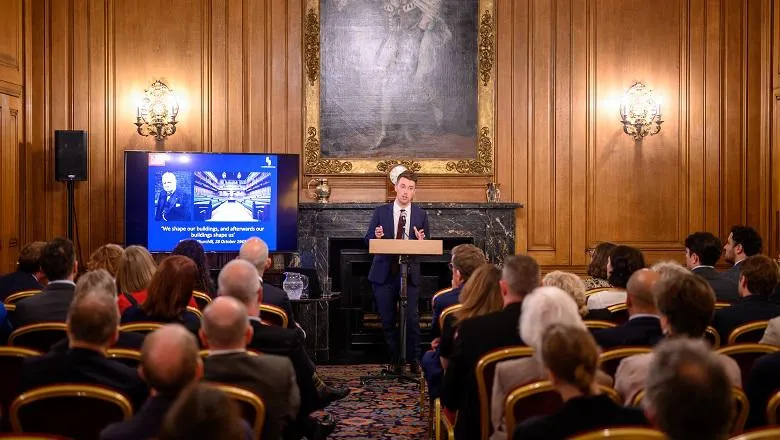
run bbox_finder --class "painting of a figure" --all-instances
[320,0,478,159]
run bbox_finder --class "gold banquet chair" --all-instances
[584,320,617,330]
[434,398,455,440]
[259,304,288,328]
[766,390,780,425]
[584,287,612,298]
[8,323,68,353]
[105,349,142,369]
[569,428,666,440]
[717,344,780,386]
[705,326,721,349]
[192,290,212,310]
[731,428,780,440]
[599,347,652,378]
[728,321,770,345]
[118,322,163,335]
[3,291,41,305]
[431,287,454,306]
[211,384,266,438]
[475,346,534,440]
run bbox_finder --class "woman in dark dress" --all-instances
[121,255,200,325]
[513,324,648,440]
[172,239,216,296]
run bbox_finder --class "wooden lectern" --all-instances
[364,239,443,383]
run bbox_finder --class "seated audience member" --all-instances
[422,245,487,398]
[583,242,616,290]
[200,296,300,440]
[587,245,645,310]
[157,383,253,440]
[491,286,613,440]
[86,244,124,278]
[712,255,780,342]
[745,349,780,428]
[614,273,741,404]
[685,232,739,302]
[100,324,203,440]
[593,269,663,350]
[172,239,216,296]
[115,246,196,314]
[207,259,340,437]
[441,255,538,440]
[121,255,200,325]
[18,283,148,409]
[643,338,732,440]
[14,237,79,327]
[239,237,297,329]
[722,225,763,284]
[512,324,648,440]
[650,260,690,279]
[0,241,46,300]
[542,270,610,321]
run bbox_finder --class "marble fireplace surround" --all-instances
[297,202,523,294]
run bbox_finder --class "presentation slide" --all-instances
[146,153,279,251]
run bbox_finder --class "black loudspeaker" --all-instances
[55,130,88,181]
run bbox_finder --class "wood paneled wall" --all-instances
[6,0,778,270]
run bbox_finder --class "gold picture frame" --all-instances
[303,0,496,176]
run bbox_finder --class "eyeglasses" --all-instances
[448,262,455,271]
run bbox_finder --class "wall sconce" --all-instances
[135,80,179,141]
[619,82,662,141]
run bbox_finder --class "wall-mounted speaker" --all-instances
[54,130,88,181]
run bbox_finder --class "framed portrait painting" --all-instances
[304,0,496,176]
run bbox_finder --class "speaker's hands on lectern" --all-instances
[414,226,425,240]
[375,225,384,239]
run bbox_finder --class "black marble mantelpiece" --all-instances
[297,202,523,293]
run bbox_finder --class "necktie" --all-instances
[396,209,406,239]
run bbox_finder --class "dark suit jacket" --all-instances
[262,282,296,329]
[120,306,200,326]
[204,352,300,440]
[154,189,189,221]
[745,352,780,428]
[13,281,75,328]
[19,347,148,411]
[723,260,744,284]
[693,266,739,303]
[441,302,525,440]
[593,316,664,350]
[364,203,429,286]
[50,332,145,353]
[712,295,780,342]
[431,286,461,338]
[99,394,175,440]
[0,270,42,301]
[512,394,649,440]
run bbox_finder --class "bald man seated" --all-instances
[200,296,300,440]
[19,284,149,410]
[100,324,203,440]
[239,237,296,329]
[592,269,664,350]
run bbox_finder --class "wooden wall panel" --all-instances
[10,0,776,272]
[0,0,23,88]
[0,93,22,272]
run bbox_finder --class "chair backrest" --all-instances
[259,304,288,328]
[569,428,666,440]
[8,323,68,352]
[599,347,653,378]
[475,346,534,440]
[118,322,163,335]
[606,303,629,325]
[584,320,617,330]
[714,302,732,310]
[192,290,212,310]
[728,321,770,345]
[434,398,455,440]
[704,326,721,349]
[731,428,780,440]
[766,390,780,425]
[4,290,42,305]
[10,384,133,439]
[0,347,41,424]
[439,304,463,331]
[431,287,454,305]
[584,287,612,298]
[211,384,265,437]
[717,343,780,386]
[105,349,142,369]
[186,306,203,319]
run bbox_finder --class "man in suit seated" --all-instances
[0,241,46,301]
[722,225,763,284]
[712,255,780,342]
[422,244,486,399]
[643,339,733,440]
[200,296,300,440]
[614,272,741,404]
[14,237,79,328]
[100,324,203,440]
[239,237,297,330]
[685,231,739,302]
[593,268,663,350]
[18,284,149,410]
[441,255,539,440]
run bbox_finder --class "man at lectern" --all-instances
[364,171,429,373]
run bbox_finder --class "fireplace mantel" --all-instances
[297,202,523,293]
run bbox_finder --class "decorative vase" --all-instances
[307,178,331,203]
[486,182,501,203]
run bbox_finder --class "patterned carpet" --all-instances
[314,364,430,439]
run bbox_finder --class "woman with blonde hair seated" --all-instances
[543,270,612,321]
[121,255,200,325]
[116,246,197,314]
[86,243,124,277]
[511,324,648,440]
[490,286,613,440]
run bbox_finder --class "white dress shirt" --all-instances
[393,201,412,239]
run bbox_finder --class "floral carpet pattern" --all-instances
[314,364,430,439]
